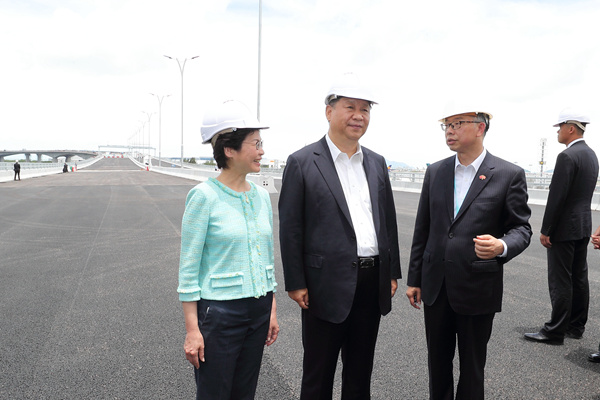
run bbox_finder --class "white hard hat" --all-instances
[201,100,268,144]
[439,100,493,122]
[553,107,590,131]
[324,72,377,105]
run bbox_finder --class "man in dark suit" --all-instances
[406,106,532,400]
[13,160,20,181]
[525,108,598,345]
[588,224,600,361]
[279,72,401,400]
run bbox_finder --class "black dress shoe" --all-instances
[565,330,583,339]
[588,352,600,363]
[524,331,564,344]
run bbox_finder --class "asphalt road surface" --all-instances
[2,157,600,399]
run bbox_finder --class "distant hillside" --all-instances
[386,160,413,169]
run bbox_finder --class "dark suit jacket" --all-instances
[541,140,599,242]
[407,152,532,315]
[279,136,401,324]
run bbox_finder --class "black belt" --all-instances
[357,256,379,268]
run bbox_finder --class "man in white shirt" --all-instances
[406,106,532,399]
[279,72,401,400]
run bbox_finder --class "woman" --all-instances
[178,100,278,400]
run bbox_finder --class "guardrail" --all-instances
[142,159,600,208]
[7,155,600,209]
[128,156,279,194]
[385,170,600,210]
[0,156,103,183]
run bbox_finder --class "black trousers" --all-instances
[542,237,590,338]
[424,282,495,400]
[300,265,381,400]
[194,292,272,400]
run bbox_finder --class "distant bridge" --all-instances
[0,150,98,162]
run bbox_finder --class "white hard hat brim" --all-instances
[324,72,377,105]
[553,120,588,130]
[200,99,269,144]
[553,108,591,127]
[201,125,269,144]
[439,111,493,122]
[325,94,378,105]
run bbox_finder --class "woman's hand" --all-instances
[182,301,204,368]
[184,329,205,368]
[265,296,279,346]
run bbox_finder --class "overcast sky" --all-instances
[1,0,599,170]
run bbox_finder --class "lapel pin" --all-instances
[479,175,486,180]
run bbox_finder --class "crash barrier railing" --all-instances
[128,156,278,194]
[0,156,104,183]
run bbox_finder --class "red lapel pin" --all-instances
[479,175,486,180]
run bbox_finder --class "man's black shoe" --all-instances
[565,330,583,339]
[524,331,564,345]
[588,352,600,363]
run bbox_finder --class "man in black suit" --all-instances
[406,106,532,400]
[279,72,401,400]
[525,108,598,345]
[588,224,600,361]
[13,160,20,181]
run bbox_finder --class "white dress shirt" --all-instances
[454,149,487,217]
[326,134,378,257]
[567,138,584,148]
[454,148,507,257]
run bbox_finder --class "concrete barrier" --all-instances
[130,156,278,193]
[0,157,103,183]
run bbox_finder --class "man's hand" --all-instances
[473,234,504,259]
[540,233,552,249]
[391,279,398,298]
[288,288,309,309]
[406,286,422,310]
[591,234,600,249]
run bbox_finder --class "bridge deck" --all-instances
[1,158,600,399]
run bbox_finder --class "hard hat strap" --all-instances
[565,120,586,131]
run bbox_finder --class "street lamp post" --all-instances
[257,0,262,120]
[150,93,170,167]
[139,121,146,161]
[164,55,199,168]
[142,111,155,159]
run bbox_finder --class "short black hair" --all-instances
[212,128,257,169]
[474,113,490,134]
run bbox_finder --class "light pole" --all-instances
[139,121,146,161]
[142,111,155,159]
[150,93,170,167]
[257,0,263,121]
[164,55,199,168]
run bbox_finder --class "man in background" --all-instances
[13,160,20,181]
[525,108,598,345]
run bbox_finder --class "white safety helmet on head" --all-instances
[201,99,269,145]
[553,107,590,131]
[439,100,493,122]
[439,100,493,133]
[324,72,378,105]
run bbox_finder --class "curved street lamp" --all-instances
[164,55,199,168]
[138,121,146,161]
[150,93,170,167]
[142,111,155,159]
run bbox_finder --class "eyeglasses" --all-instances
[244,140,263,150]
[440,121,480,132]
